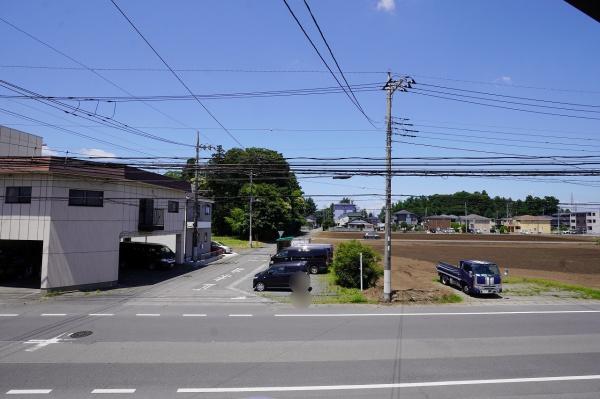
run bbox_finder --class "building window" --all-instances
[68,189,103,207]
[588,226,593,231]
[5,186,32,204]
[204,232,208,242]
[168,200,179,213]
[205,204,211,215]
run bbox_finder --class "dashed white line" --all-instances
[175,374,600,393]
[228,314,253,317]
[89,313,114,317]
[91,388,136,394]
[40,313,66,317]
[0,314,19,317]
[6,389,52,394]
[182,314,207,317]
[135,313,160,317]
[274,310,600,317]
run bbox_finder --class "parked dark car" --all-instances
[211,241,232,254]
[210,242,225,255]
[253,261,312,292]
[270,246,329,274]
[119,242,176,270]
[296,243,334,264]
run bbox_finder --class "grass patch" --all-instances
[504,276,600,300]
[433,293,463,303]
[307,272,374,304]
[212,235,264,249]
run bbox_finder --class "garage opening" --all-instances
[117,235,189,288]
[0,240,43,289]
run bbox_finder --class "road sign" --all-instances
[278,230,284,238]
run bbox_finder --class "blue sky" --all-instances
[1,0,599,212]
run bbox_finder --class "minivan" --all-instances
[270,246,329,274]
[119,242,176,270]
[253,261,312,292]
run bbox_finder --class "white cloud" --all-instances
[79,148,117,158]
[41,146,59,156]
[376,0,396,12]
[495,76,513,84]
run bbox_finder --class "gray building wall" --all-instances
[1,173,188,290]
[0,126,43,157]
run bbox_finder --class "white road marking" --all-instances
[0,314,19,317]
[214,274,232,282]
[182,314,207,317]
[135,313,160,317]
[6,389,52,394]
[89,313,114,317]
[193,283,215,291]
[274,310,600,317]
[228,314,253,317]
[231,267,245,273]
[40,313,66,317]
[230,296,247,300]
[91,388,136,394]
[176,374,600,393]
[23,333,71,352]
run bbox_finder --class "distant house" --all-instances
[366,215,380,226]
[333,203,357,222]
[423,214,457,231]
[458,214,492,233]
[393,210,418,225]
[501,215,552,234]
[347,219,374,230]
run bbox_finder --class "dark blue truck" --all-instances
[436,260,502,295]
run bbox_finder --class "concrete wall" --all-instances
[0,126,43,157]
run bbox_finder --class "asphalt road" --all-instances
[1,248,599,398]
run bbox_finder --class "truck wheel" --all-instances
[309,265,319,275]
[255,282,266,292]
[440,275,449,285]
[462,284,471,295]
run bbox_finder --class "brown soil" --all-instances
[313,232,600,302]
[317,231,595,242]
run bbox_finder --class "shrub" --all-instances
[332,240,382,289]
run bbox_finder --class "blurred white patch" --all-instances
[41,146,59,156]
[376,0,395,12]
[495,76,513,84]
[79,148,116,158]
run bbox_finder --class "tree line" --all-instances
[388,191,560,219]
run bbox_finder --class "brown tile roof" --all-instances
[0,156,190,191]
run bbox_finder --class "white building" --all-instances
[458,214,493,234]
[0,127,212,291]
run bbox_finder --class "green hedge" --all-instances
[332,240,382,289]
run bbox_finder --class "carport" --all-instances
[0,240,43,289]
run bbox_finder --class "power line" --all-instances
[302,0,368,121]
[281,0,377,128]
[415,82,600,109]
[412,86,600,114]
[408,89,600,121]
[0,16,212,146]
[109,0,244,148]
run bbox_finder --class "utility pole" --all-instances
[192,131,200,260]
[249,170,253,248]
[382,72,414,303]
